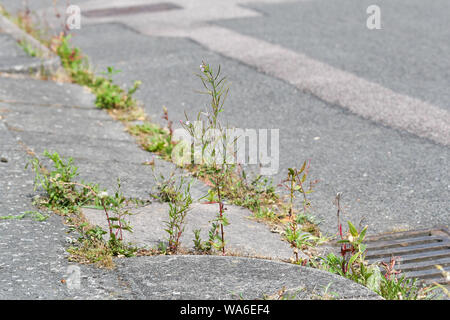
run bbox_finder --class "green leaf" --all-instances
[360,244,367,254]
[359,225,368,242]
[348,252,360,266]
[366,265,382,292]
[348,221,358,237]
[299,161,307,173]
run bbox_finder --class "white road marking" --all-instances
[43,0,450,145]
[188,25,450,146]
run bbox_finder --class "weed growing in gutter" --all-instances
[181,62,233,254]
[17,39,39,57]
[27,150,137,267]
[315,193,440,300]
[164,178,193,254]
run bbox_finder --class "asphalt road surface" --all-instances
[1,0,448,235]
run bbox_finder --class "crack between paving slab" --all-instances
[2,124,37,158]
[11,129,139,145]
[0,98,96,110]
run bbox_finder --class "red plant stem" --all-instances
[117,215,123,241]
[217,175,225,255]
[289,213,299,263]
[336,193,350,274]
[220,203,225,255]
[100,198,113,237]
[289,177,294,216]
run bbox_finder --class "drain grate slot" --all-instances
[83,3,182,18]
[403,268,448,280]
[395,257,450,273]
[365,241,450,260]
[367,249,450,265]
[364,227,450,285]
[365,235,444,250]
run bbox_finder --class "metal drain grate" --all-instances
[82,3,182,18]
[364,227,450,285]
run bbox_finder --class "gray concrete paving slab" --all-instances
[0,121,35,217]
[0,118,138,300]
[114,255,381,300]
[0,76,95,108]
[0,12,61,73]
[2,102,132,141]
[0,215,140,299]
[0,32,44,73]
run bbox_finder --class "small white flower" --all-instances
[98,191,109,199]
[348,235,354,242]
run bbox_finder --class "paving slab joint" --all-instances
[0,13,62,75]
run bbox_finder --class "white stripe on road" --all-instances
[188,26,450,146]
[72,0,450,145]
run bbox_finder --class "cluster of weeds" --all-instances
[97,180,136,257]
[27,150,136,267]
[150,170,180,203]
[129,119,174,158]
[6,4,141,110]
[278,161,321,263]
[163,178,193,254]
[315,193,439,300]
[17,39,40,57]
[49,33,90,82]
[12,13,142,111]
[193,164,280,220]
[181,62,231,254]
[189,177,231,254]
[27,150,100,211]
[150,170,201,255]
[178,63,322,241]
[51,34,141,109]
[191,211,229,254]
[180,62,324,256]
[0,4,8,17]
[93,67,141,110]
[67,224,114,268]
[192,229,206,252]
[11,5,48,43]
[5,5,143,112]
